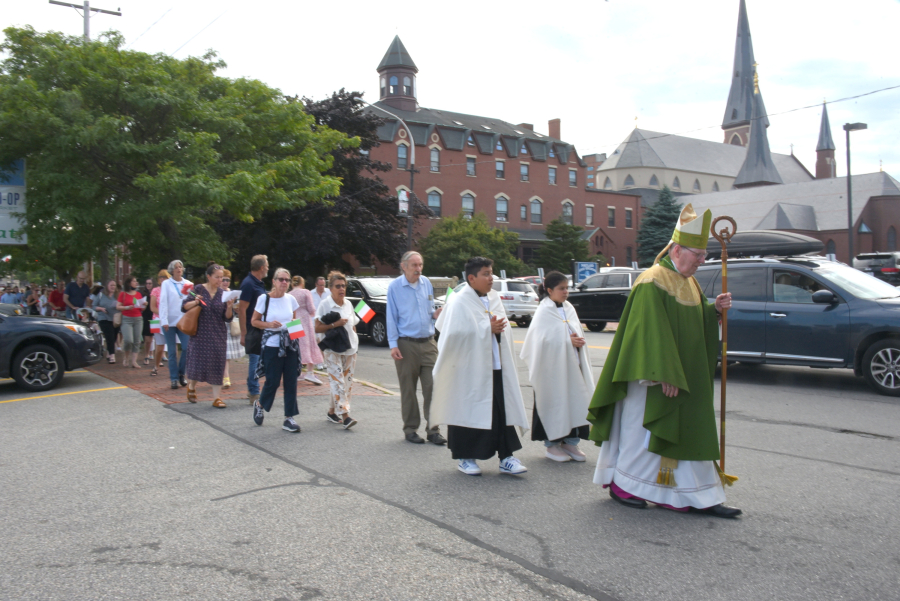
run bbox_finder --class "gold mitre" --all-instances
[671,203,712,250]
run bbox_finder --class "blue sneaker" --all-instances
[253,401,264,426]
[499,456,527,475]
[457,459,482,476]
[282,417,300,433]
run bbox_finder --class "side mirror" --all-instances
[811,290,838,304]
[578,283,587,291]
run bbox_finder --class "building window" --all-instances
[531,199,542,223]
[586,206,594,225]
[467,135,474,147]
[397,144,408,170]
[467,157,476,176]
[623,174,635,188]
[427,191,441,217]
[672,176,681,190]
[380,76,386,98]
[587,166,594,171]
[462,193,475,218]
[496,139,504,151]
[520,204,527,221]
[608,207,616,227]
[496,161,505,179]
[888,226,897,251]
[403,76,412,95]
[649,174,659,187]
[549,146,556,158]
[520,163,529,182]
[496,198,508,222]
[520,143,528,155]
[626,246,633,265]
[389,75,399,95]
[625,208,633,229]
[549,167,557,185]
[693,179,701,193]
[826,239,836,256]
[569,170,577,186]
[604,177,612,190]
[730,133,742,146]
[713,181,720,192]
[562,203,573,225]
[430,148,440,172]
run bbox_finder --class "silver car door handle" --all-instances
[769,313,787,318]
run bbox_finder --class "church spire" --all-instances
[734,67,783,188]
[377,36,418,112]
[722,0,769,146]
[815,102,837,178]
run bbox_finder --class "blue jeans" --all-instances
[544,437,580,448]
[247,353,260,396]
[258,346,298,417]
[164,326,191,381]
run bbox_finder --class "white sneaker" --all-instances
[305,373,323,385]
[545,446,572,462]
[457,459,482,476]
[560,443,587,462]
[499,456,527,475]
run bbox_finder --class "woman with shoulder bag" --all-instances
[182,263,233,407]
[220,269,244,389]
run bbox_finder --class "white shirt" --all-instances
[480,296,501,370]
[312,288,330,310]
[158,277,193,328]
[315,295,360,355]
[254,294,300,347]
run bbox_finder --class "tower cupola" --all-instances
[722,0,769,147]
[377,35,418,112]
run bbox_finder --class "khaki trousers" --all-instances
[395,337,438,435]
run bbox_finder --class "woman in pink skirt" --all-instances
[289,276,324,384]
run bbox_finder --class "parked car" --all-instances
[854,252,900,287]
[567,269,645,331]
[344,277,445,347]
[439,278,539,327]
[516,276,542,287]
[0,303,25,316]
[694,256,900,396]
[0,313,103,391]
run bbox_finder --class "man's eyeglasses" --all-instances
[274,277,290,283]
[683,247,708,261]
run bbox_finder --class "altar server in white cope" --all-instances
[520,271,593,463]
[432,257,530,476]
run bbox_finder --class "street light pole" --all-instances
[354,97,416,251]
[843,122,868,264]
[48,1,122,42]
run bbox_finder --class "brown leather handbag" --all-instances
[177,303,201,336]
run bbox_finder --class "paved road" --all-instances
[1,328,898,600]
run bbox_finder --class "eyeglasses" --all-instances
[274,277,290,283]
[332,284,346,289]
[682,247,708,261]
[221,278,230,282]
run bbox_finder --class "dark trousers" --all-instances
[448,370,522,461]
[259,346,299,418]
[395,337,438,434]
[97,320,118,356]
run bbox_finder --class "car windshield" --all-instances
[815,263,900,299]
[855,254,897,268]
[505,282,532,293]
[357,279,392,297]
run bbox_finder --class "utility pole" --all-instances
[49,1,122,42]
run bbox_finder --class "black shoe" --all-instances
[170,380,178,390]
[692,504,742,519]
[405,432,425,444]
[609,487,648,509]
[342,416,357,430]
[178,375,187,387]
[326,413,342,424]
[253,401,265,426]
[426,432,447,445]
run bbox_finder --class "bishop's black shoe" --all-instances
[609,487,648,509]
[692,504,742,519]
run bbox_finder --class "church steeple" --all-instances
[377,36,418,112]
[734,67,782,188]
[815,102,837,179]
[722,0,769,147]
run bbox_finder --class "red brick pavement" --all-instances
[85,352,389,405]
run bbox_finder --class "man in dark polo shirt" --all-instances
[239,255,269,405]
[64,271,90,319]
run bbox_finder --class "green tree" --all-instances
[419,213,528,277]
[0,27,350,274]
[536,218,603,272]
[636,186,682,266]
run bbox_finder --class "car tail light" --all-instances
[500,295,514,300]
[881,268,899,273]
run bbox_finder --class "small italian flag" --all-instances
[286,318,306,340]
[445,286,454,302]
[355,300,375,323]
[150,319,161,334]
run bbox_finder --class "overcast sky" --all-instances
[6,0,900,178]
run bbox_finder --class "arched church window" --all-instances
[403,76,412,95]
[713,181,720,192]
[604,177,612,190]
[623,175,635,188]
[693,179,701,193]
[672,177,681,190]
[389,76,399,95]
[730,134,742,146]
[649,174,659,187]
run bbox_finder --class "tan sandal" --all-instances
[187,388,197,403]
[212,398,226,408]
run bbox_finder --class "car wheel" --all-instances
[586,322,607,332]
[862,339,900,397]
[369,316,389,347]
[12,344,65,392]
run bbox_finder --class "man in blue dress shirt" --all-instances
[387,251,446,445]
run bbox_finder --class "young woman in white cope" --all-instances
[519,271,593,463]
[250,268,303,433]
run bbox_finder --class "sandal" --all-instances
[143,357,150,365]
[187,388,197,403]
[212,398,226,408]
[222,377,231,390]
[150,367,158,376]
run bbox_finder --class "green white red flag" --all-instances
[150,319,161,334]
[286,318,305,339]
[355,300,375,323]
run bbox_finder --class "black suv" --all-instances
[694,256,900,396]
[567,269,645,331]
[0,313,103,391]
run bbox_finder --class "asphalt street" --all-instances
[1,328,899,600]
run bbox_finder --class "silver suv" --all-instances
[441,279,539,327]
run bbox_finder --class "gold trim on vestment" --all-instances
[633,264,703,307]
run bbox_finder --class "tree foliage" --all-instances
[214,90,420,282]
[537,218,602,272]
[636,186,682,266]
[419,213,528,277]
[0,27,350,275]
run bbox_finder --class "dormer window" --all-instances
[467,135,474,147]
[389,76,399,95]
[496,139,504,151]
[520,143,527,155]
[481,125,492,130]
[549,146,556,158]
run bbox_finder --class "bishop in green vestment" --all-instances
[588,204,742,518]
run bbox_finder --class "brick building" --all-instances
[365,36,640,273]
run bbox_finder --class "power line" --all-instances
[170,10,227,56]
[126,7,172,50]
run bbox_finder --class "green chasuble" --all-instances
[587,256,721,461]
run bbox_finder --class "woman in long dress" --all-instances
[519,271,593,463]
[288,276,324,385]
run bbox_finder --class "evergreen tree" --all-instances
[636,186,682,266]
[537,218,602,272]
[419,213,528,277]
